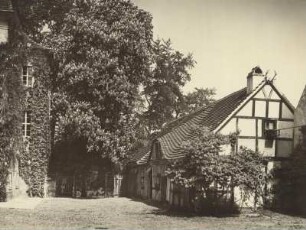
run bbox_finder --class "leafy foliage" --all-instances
[38,0,153,166]
[0,10,52,198]
[18,49,51,197]
[183,88,216,114]
[0,60,23,201]
[0,18,28,200]
[166,127,269,213]
[142,39,195,131]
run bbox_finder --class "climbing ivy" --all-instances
[0,16,51,199]
[0,43,24,201]
[18,48,51,197]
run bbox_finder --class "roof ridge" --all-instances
[158,87,247,139]
[158,86,250,160]
[214,87,247,103]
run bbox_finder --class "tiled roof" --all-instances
[128,142,151,165]
[158,87,248,160]
[0,0,13,11]
[130,82,265,164]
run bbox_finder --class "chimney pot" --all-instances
[247,66,264,94]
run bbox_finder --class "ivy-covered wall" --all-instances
[0,55,24,201]
[18,48,51,197]
[0,12,51,200]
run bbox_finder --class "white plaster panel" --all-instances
[257,119,263,137]
[237,101,253,117]
[270,89,281,100]
[234,187,258,208]
[258,139,275,157]
[238,138,256,151]
[254,90,266,99]
[276,140,292,157]
[262,85,272,98]
[255,100,266,117]
[219,118,236,135]
[281,103,294,119]
[268,101,280,119]
[278,121,294,138]
[267,161,274,173]
[238,119,256,136]
[220,144,231,156]
[266,161,281,174]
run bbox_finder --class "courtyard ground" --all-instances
[0,197,306,230]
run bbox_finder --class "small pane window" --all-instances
[22,66,33,87]
[22,111,31,137]
[263,119,277,139]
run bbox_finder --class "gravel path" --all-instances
[0,197,306,230]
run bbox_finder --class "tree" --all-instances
[12,0,73,42]
[183,87,216,114]
[166,127,269,215]
[142,39,195,132]
[34,0,154,167]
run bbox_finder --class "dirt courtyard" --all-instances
[0,197,306,230]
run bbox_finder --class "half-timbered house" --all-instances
[126,66,295,208]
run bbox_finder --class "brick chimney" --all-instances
[247,66,265,94]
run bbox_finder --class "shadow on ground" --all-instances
[127,196,240,218]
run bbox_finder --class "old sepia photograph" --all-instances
[0,0,306,229]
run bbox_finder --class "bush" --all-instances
[193,195,239,216]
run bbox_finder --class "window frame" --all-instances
[262,119,277,139]
[22,65,33,87]
[22,111,31,137]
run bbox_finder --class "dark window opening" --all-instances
[263,119,277,140]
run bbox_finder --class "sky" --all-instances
[133,0,306,107]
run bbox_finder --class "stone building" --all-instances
[1,0,121,200]
[0,0,51,200]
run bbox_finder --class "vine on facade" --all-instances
[0,18,51,199]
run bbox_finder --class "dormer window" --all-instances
[22,111,31,137]
[22,65,33,87]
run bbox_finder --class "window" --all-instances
[263,119,277,139]
[22,65,33,87]
[22,111,31,137]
